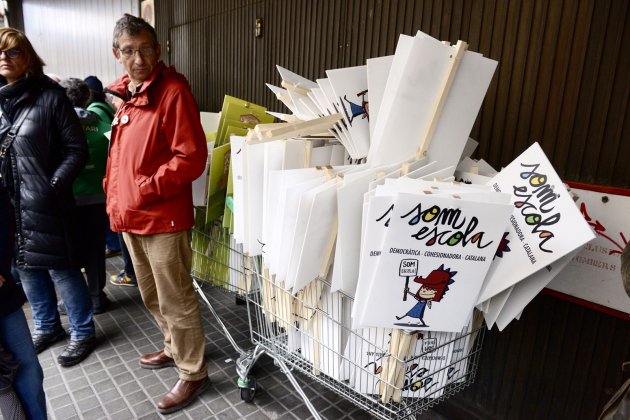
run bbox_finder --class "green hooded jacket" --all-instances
[72,108,111,204]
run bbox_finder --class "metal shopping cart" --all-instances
[191,211,485,419]
[237,265,486,420]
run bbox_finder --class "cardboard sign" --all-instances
[327,65,370,159]
[358,190,513,332]
[476,142,596,304]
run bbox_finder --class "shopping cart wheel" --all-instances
[237,376,257,403]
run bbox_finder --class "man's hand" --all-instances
[0,274,5,287]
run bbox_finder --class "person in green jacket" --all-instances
[60,78,112,314]
[84,75,138,287]
[83,76,121,256]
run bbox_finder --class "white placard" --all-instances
[359,191,513,332]
[477,143,596,304]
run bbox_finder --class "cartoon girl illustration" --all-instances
[340,89,369,125]
[396,265,456,327]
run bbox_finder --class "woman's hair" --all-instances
[112,13,158,48]
[0,28,45,77]
[59,78,90,108]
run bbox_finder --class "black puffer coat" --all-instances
[0,76,88,269]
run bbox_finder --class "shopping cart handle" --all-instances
[226,195,234,212]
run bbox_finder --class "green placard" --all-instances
[205,142,231,223]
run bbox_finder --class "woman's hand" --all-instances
[0,274,5,287]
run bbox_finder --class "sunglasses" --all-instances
[0,49,23,59]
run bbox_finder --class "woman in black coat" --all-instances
[0,27,96,368]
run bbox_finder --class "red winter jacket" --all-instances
[104,62,207,234]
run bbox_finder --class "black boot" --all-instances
[32,328,66,354]
[57,337,96,367]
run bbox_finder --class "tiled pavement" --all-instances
[19,256,445,420]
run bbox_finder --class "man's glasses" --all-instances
[0,49,23,59]
[117,47,155,58]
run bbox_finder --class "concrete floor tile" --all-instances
[321,405,345,419]
[52,403,78,419]
[66,376,90,391]
[92,378,116,392]
[102,397,128,414]
[144,382,167,398]
[234,400,261,417]
[98,387,122,403]
[207,395,231,413]
[101,355,123,368]
[76,395,100,412]
[82,406,107,420]
[124,389,150,405]
[49,393,73,409]
[112,371,135,385]
[118,380,141,395]
[261,401,288,418]
[71,385,95,401]
[245,413,272,420]
[184,403,214,419]
[81,360,105,373]
[137,412,163,420]
[44,384,68,400]
[131,399,156,417]
[87,370,108,383]
[105,363,129,377]
[215,407,242,419]
[109,407,134,418]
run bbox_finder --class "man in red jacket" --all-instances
[104,14,209,414]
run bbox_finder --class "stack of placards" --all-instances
[450,142,596,329]
[474,142,596,330]
[267,31,496,167]
[264,65,369,160]
[227,30,584,404]
[230,138,347,258]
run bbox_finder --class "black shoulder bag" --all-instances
[0,105,33,189]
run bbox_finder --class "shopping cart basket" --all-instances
[238,268,485,420]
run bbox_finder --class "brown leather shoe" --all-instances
[139,350,175,369]
[157,377,210,414]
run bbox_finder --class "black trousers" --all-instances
[76,203,107,303]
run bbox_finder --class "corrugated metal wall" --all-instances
[155,0,629,189]
[20,0,138,85]
[152,1,630,419]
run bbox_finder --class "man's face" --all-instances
[113,30,160,85]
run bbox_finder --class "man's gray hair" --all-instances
[59,78,90,108]
[112,13,158,48]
